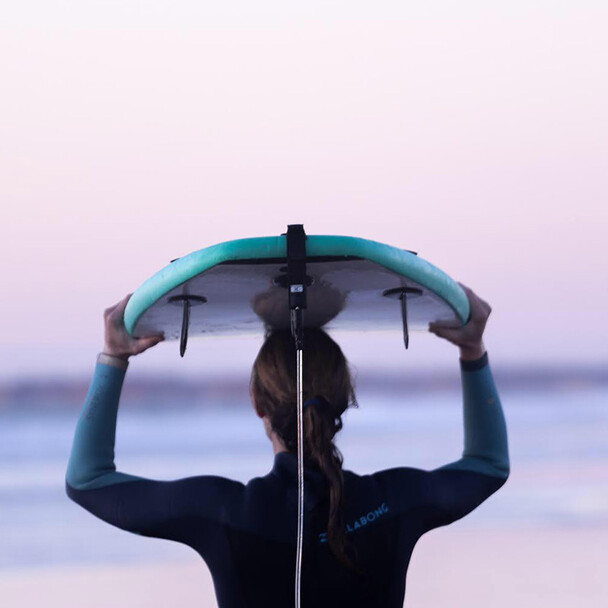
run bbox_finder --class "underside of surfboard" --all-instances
[124,230,469,353]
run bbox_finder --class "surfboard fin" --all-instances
[179,299,190,357]
[167,295,207,357]
[400,292,409,349]
[382,287,423,350]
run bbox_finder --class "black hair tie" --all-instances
[303,395,331,411]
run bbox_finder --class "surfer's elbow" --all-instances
[483,452,510,480]
[65,458,116,491]
[491,446,510,480]
[65,471,90,497]
[493,460,510,480]
[478,454,510,480]
[65,459,91,491]
[65,477,77,502]
[65,475,88,511]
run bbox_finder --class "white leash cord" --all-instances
[295,346,304,608]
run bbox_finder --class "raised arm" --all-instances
[66,353,144,490]
[66,295,242,543]
[429,283,509,479]
[66,293,164,491]
[413,284,510,529]
[437,351,509,478]
[64,294,185,535]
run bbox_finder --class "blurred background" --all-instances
[1,1,606,606]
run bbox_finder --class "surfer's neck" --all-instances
[270,432,288,455]
[261,413,288,454]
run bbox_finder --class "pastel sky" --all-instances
[2,1,606,380]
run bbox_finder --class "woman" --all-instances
[66,284,509,607]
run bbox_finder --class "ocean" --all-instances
[1,384,607,571]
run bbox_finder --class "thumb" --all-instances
[428,322,461,341]
[133,334,165,354]
[429,326,455,338]
[428,320,460,331]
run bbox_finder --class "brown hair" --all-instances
[250,328,358,570]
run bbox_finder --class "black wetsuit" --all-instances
[66,352,509,607]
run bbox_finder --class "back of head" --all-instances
[250,328,355,448]
[250,328,358,571]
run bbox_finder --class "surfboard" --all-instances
[124,232,469,347]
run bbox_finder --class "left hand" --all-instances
[102,294,164,360]
[428,283,490,359]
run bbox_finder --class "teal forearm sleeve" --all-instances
[438,353,510,479]
[66,358,143,490]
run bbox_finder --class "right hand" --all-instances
[428,283,491,359]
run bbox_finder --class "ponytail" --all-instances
[304,399,355,571]
[250,329,358,571]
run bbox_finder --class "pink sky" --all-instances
[2,2,607,379]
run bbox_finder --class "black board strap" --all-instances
[286,224,308,311]
[286,224,307,351]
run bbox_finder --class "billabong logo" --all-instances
[318,502,389,543]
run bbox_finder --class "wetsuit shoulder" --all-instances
[67,473,245,539]
[364,465,506,530]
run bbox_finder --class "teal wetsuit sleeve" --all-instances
[66,356,143,490]
[65,355,242,540]
[436,352,510,478]
[376,352,510,532]
[418,352,509,529]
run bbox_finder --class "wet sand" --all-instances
[1,525,605,607]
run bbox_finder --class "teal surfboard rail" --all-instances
[124,235,469,337]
